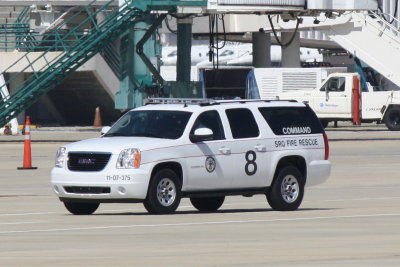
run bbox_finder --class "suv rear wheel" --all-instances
[266,166,304,211]
[144,169,182,214]
[190,196,225,212]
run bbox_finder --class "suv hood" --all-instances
[65,137,174,154]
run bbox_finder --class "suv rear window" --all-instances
[226,108,259,139]
[259,106,323,135]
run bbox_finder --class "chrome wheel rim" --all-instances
[280,174,299,203]
[156,178,176,207]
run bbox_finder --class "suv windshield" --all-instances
[104,110,192,139]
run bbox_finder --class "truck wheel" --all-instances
[190,196,225,212]
[64,202,99,215]
[144,169,182,214]
[384,107,400,131]
[266,166,304,211]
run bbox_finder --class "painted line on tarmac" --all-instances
[0,213,399,235]
[0,212,58,217]
[0,221,40,225]
[318,197,400,202]
[1,196,400,217]
[0,204,255,217]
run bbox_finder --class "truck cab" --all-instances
[278,72,400,130]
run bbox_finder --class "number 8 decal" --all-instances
[245,150,257,176]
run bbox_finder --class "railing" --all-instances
[100,42,121,79]
[0,0,141,127]
[368,10,400,39]
[0,6,31,51]
[0,0,205,127]
[15,6,31,25]
[134,0,207,11]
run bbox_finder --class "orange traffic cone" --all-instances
[93,106,102,127]
[17,116,37,170]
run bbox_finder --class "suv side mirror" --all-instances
[190,128,213,142]
[101,126,111,135]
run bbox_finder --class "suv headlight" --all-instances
[55,147,66,168]
[116,148,141,169]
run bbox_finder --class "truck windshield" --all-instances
[104,110,192,139]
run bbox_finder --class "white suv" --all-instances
[51,99,331,215]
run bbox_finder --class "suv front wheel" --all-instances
[64,202,99,215]
[144,169,182,214]
[266,166,304,211]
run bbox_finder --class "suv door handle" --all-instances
[254,144,266,152]
[218,146,231,154]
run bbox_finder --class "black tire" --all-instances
[190,196,225,212]
[144,169,182,214]
[64,202,99,215]
[320,119,329,129]
[266,166,304,211]
[384,107,400,131]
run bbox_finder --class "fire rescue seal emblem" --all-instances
[205,156,216,173]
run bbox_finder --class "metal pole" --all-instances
[176,17,193,82]
[281,32,301,67]
[252,31,271,68]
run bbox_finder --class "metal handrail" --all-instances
[0,0,206,127]
[100,43,121,79]
[368,10,400,39]
[15,6,31,25]
[0,0,119,86]
[0,0,140,127]
[0,6,31,51]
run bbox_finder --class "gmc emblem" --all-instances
[78,158,96,165]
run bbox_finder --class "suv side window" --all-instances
[259,106,324,135]
[190,110,225,141]
[225,108,259,139]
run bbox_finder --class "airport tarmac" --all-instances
[1,124,400,266]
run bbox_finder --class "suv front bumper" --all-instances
[51,167,150,201]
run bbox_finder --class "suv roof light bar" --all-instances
[145,98,298,106]
[145,98,216,105]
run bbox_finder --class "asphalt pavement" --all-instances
[0,124,400,266]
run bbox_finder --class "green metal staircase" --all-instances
[0,6,31,52]
[0,0,209,128]
[0,0,145,128]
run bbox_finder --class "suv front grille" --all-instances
[64,186,111,194]
[68,152,111,171]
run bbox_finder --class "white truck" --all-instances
[247,69,400,131]
[246,67,347,99]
